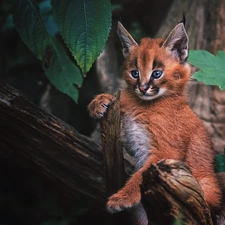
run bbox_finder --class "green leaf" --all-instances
[188,50,225,90]
[12,0,82,102]
[12,0,51,60]
[215,149,225,172]
[43,38,83,103]
[51,0,112,74]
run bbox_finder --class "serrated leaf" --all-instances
[51,0,112,74]
[12,0,51,60]
[43,38,83,103]
[12,0,83,102]
[188,50,225,90]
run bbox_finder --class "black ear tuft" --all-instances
[180,13,186,26]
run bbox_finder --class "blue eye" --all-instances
[131,70,139,78]
[152,70,163,79]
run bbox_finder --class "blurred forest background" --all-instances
[0,0,225,225]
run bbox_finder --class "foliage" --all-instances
[10,0,112,102]
[188,50,225,172]
[188,50,225,90]
[43,38,83,102]
[12,0,51,61]
[215,149,225,172]
[51,0,111,74]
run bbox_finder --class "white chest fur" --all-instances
[121,114,150,170]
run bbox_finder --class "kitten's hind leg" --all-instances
[198,176,222,214]
[107,155,160,213]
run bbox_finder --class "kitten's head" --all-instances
[117,21,191,101]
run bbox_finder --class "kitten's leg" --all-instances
[195,176,223,225]
[186,136,222,214]
[88,93,115,119]
[107,154,159,213]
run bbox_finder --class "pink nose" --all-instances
[139,84,149,94]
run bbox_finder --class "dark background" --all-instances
[0,0,225,225]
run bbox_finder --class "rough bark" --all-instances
[156,0,225,154]
[141,160,213,225]
[100,91,126,197]
[99,91,133,225]
[0,79,134,224]
[0,79,105,203]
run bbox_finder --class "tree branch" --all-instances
[0,79,105,203]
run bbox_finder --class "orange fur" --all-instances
[88,22,222,225]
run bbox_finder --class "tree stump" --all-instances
[100,91,126,197]
[99,91,132,225]
[141,159,213,225]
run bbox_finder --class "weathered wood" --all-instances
[0,79,105,203]
[141,159,213,225]
[100,91,125,197]
[99,91,133,225]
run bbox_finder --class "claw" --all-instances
[88,94,115,119]
[100,102,108,108]
[106,191,140,213]
[98,112,104,117]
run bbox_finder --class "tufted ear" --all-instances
[117,22,138,57]
[162,22,189,63]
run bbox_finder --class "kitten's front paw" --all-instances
[88,94,115,119]
[107,191,141,213]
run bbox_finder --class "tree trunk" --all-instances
[156,0,225,154]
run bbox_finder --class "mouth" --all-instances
[138,93,159,100]
[136,87,166,100]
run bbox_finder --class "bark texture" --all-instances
[100,91,126,197]
[141,160,213,225]
[0,79,134,224]
[0,79,105,203]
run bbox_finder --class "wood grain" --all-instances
[0,79,104,202]
[141,159,213,225]
[100,91,126,197]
